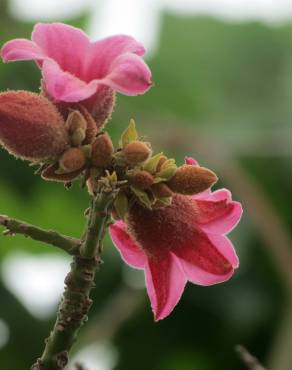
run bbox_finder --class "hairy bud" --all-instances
[0,91,69,161]
[59,148,86,173]
[156,155,168,172]
[129,170,154,189]
[89,86,116,130]
[151,183,173,198]
[78,105,98,144]
[167,165,218,195]
[122,141,151,165]
[91,133,114,167]
[66,110,87,134]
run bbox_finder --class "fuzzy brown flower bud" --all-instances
[0,91,69,161]
[167,165,218,195]
[66,110,87,134]
[78,105,98,144]
[151,183,173,198]
[91,133,114,167]
[122,141,151,165]
[129,170,154,189]
[156,155,168,172]
[59,148,86,173]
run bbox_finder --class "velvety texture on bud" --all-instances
[123,141,151,165]
[91,133,114,167]
[0,91,69,161]
[130,170,154,189]
[167,165,218,195]
[66,109,87,133]
[151,183,173,198]
[78,105,98,144]
[156,155,168,172]
[84,86,116,129]
[59,148,86,173]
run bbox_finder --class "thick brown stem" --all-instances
[31,191,115,370]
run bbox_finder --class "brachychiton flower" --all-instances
[110,158,242,321]
[1,23,152,103]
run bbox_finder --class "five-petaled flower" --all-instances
[109,157,242,321]
[1,23,152,103]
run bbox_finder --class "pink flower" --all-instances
[1,23,152,103]
[109,158,242,321]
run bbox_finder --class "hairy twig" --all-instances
[31,190,115,370]
[0,215,81,254]
[236,345,267,370]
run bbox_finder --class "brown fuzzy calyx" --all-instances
[167,165,218,195]
[129,170,154,189]
[91,133,114,167]
[89,86,116,130]
[122,141,151,165]
[127,194,197,255]
[59,148,86,173]
[0,91,69,161]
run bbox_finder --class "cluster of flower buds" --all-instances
[0,89,217,218]
[108,120,218,219]
[0,89,115,184]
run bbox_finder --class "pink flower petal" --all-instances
[42,60,98,102]
[145,254,186,321]
[32,22,90,79]
[101,53,152,95]
[184,156,199,166]
[207,234,239,268]
[195,190,243,235]
[109,221,147,269]
[87,35,146,80]
[1,39,45,62]
[172,231,235,286]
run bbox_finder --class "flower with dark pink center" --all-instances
[109,158,242,321]
[1,23,152,103]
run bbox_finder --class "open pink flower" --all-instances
[1,23,152,103]
[109,158,242,321]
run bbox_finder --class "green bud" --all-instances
[119,119,138,148]
[71,127,86,146]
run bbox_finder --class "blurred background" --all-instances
[1,0,292,369]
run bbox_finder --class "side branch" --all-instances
[0,215,80,255]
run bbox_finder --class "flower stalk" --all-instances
[30,190,115,370]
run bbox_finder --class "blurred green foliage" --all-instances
[0,4,291,370]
